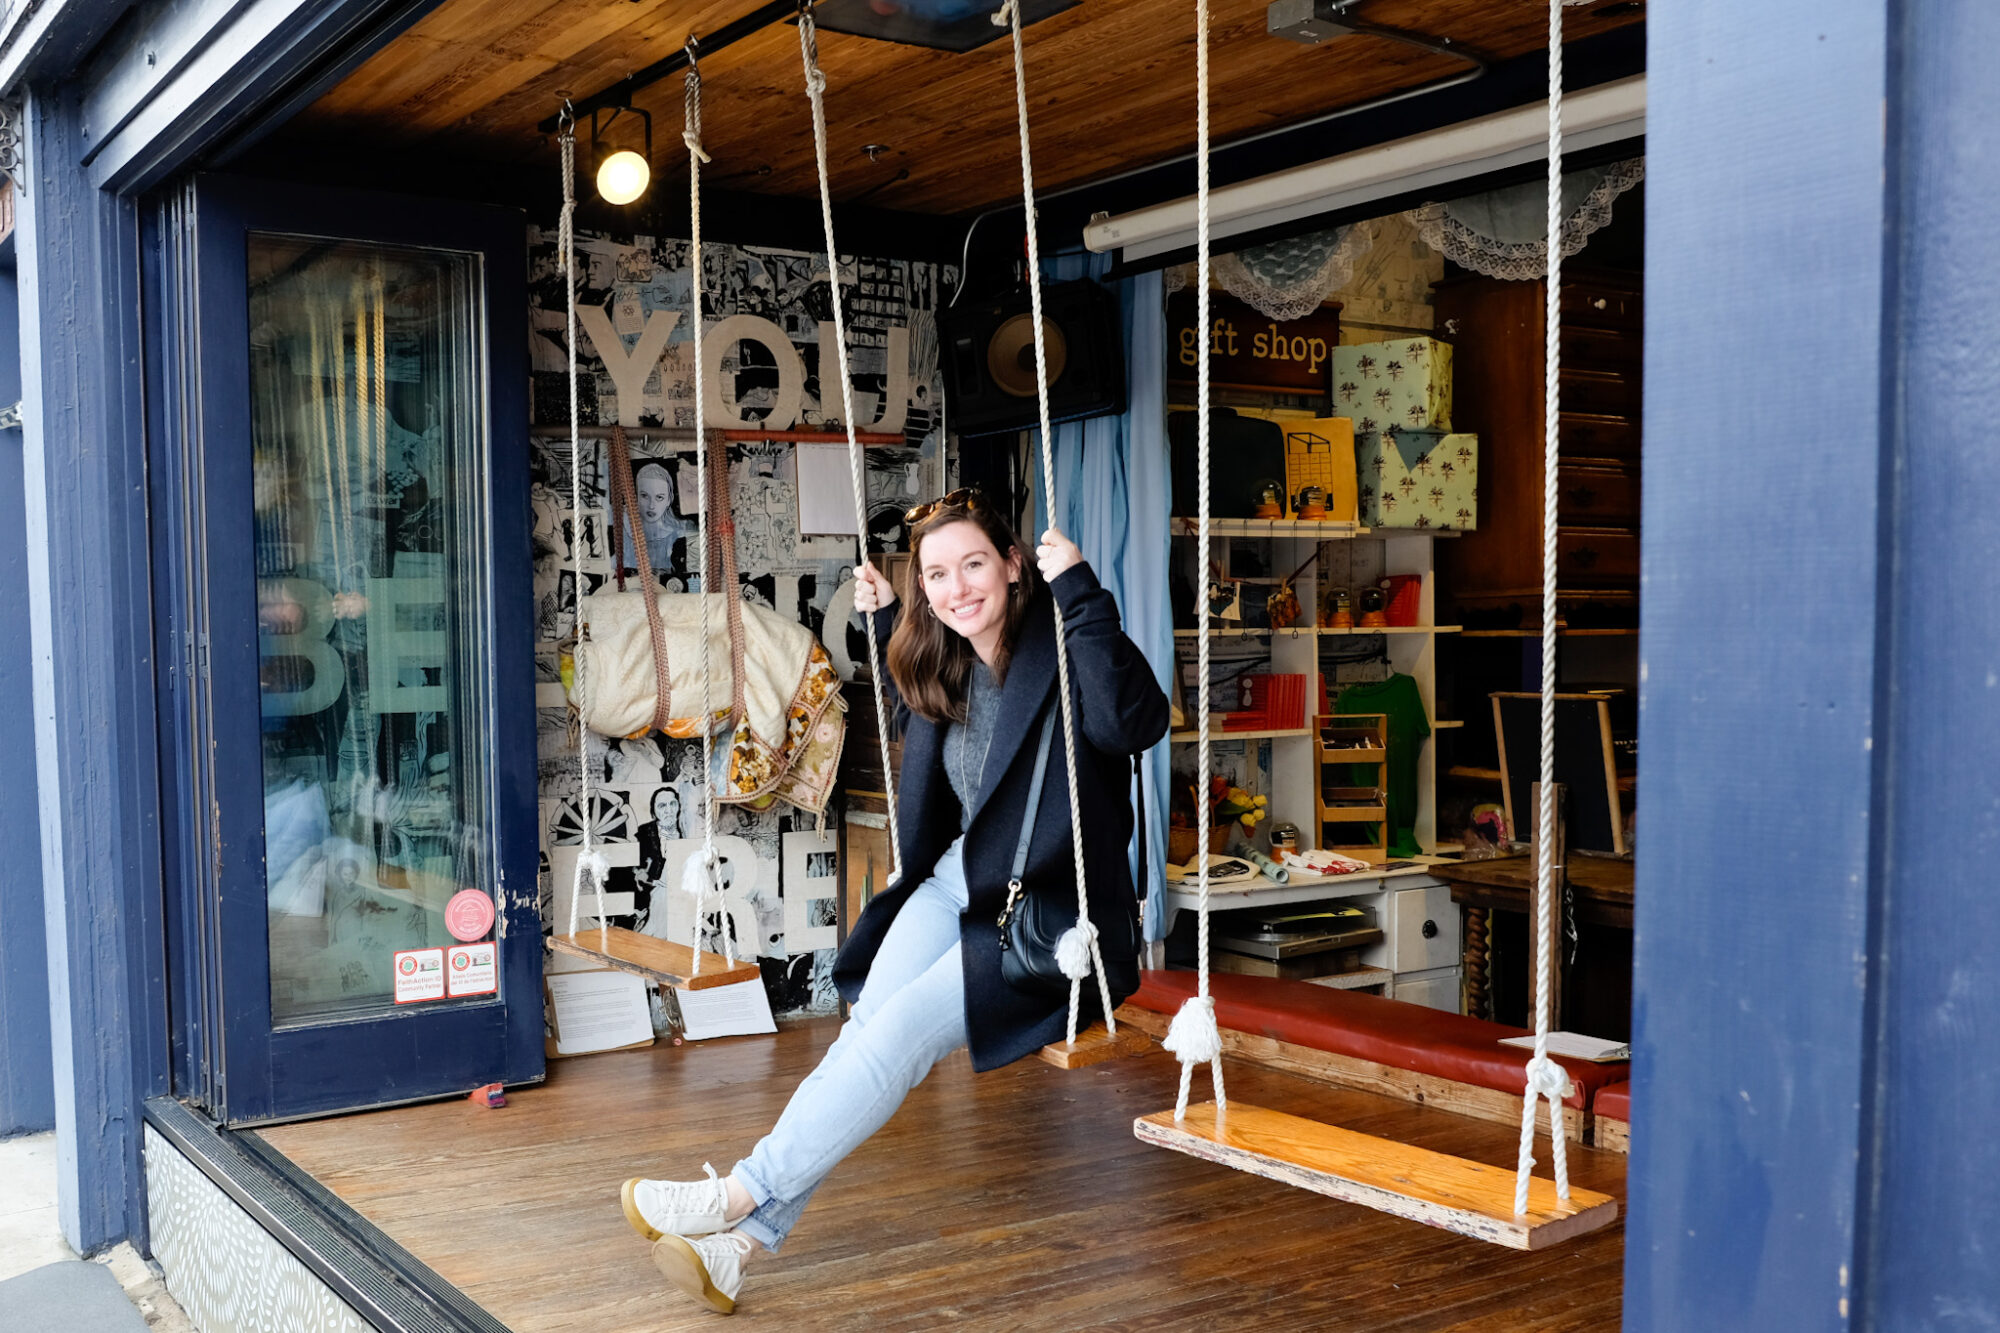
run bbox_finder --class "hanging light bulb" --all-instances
[597,149,650,205]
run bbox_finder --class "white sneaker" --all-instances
[622,1163,732,1241]
[652,1230,755,1315]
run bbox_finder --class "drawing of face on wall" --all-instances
[649,784,683,841]
[620,459,696,573]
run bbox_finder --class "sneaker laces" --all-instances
[642,1162,730,1217]
[696,1230,756,1263]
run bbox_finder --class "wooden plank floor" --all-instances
[260,1021,1626,1332]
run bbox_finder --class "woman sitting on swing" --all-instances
[622,488,1168,1314]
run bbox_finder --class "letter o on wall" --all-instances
[704,314,806,430]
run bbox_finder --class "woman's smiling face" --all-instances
[918,518,1020,664]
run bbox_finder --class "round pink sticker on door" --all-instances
[445,889,496,942]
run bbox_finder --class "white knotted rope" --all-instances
[993,0,1117,1049]
[558,110,615,947]
[1514,0,1574,1215]
[681,45,734,975]
[798,4,903,886]
[1169,0,1226,1123]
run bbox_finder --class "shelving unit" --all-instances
[1171,520,1451,855]
[1317,713,1389,860]
[1166,517,1462,1009]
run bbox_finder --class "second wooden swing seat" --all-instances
[1118,971,1622,1249]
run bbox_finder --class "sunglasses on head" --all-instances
[904,487,986,526]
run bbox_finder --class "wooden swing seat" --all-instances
[1136,1101,1618,1251]
[1037,1021,1154,1069]
[549,928,761,990]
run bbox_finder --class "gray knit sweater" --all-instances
[942,660,1002,830]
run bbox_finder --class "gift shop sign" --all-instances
[1168,291,1342,394]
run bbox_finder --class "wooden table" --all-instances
[1430,854,1634,1035]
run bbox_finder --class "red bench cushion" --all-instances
[1594,1081,1631,1122]
[1130,970,1627,1111]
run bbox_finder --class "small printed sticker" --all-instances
[392,948,446,1004]
[446,942,498,998]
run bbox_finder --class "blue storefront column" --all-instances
[14,89,165,1253]
[0,252,55,1140]
[1635,1,2000,1328]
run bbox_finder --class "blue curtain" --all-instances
[1031,254,1173,942]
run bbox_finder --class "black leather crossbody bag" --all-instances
[995,709,1143,999]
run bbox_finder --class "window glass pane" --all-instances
[249,235,492,1026]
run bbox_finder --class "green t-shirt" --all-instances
[1335,673,1431,857]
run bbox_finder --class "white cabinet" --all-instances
[1390,884,1461,974]
[1162,869,1464,1013]
[1390,970,1461,1013]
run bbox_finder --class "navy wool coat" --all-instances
[832,562,1169,1071]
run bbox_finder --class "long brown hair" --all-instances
[885,497,1042,724]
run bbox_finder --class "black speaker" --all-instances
[942,280,1127,437]
[1169,409,1287,518]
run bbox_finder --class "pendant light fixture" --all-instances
[590,104,653,205]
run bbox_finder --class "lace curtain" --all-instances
[1163,222,1375,321]
[1408,158,1644,282]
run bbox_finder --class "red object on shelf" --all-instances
[1231,673,1307,732]
[1382,574,1423,627]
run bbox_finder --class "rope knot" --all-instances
[1054,920,1098,980]
[575,849,611,889]
[1162,994,1222,1065]
[683,130,712,163]
[1523,1054,1573,1102]
[991,0,1017,26]
[680,846,723,899]
[804,66,827,95]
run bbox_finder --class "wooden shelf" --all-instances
[1320,625,1462,636]
[1459,627,1638,639]
[1171,727,1314,743]
[1173,627,1280,638]
[1171,625,1463,639]
[1434,719,1465,730]
[1171,518,1464,539]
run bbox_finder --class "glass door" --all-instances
[159,176,540,1123]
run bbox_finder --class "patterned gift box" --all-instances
[1331,337,1454,433]
[1356,428,1480,531]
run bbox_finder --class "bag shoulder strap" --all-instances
[605,426,675,733]
[1011,708,1059,884]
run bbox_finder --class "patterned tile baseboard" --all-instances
[144,1126,372,1333]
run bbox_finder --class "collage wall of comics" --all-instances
[529,226,954,1020]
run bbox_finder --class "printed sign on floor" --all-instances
[393,947,446,1004]
[446,942,498,998]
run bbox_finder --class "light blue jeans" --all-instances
[732,837,971,1252]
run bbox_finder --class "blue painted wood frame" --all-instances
[1629,3,1891,1326]
[14,89,168,1254]
[166,174,541,1124]
[1859,2,2000,1322]
[0,256,57,1139]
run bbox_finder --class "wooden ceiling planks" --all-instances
[286,0,1644,215]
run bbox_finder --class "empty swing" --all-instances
[1134,0,1619,1250]
[548,51,761,994]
